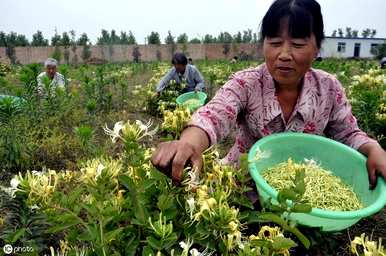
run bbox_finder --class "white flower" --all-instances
[29,204,40,210]
[135,120,158,139]
[179,241,187,249]
[187,197,195,217]
[103,121,124,143]
[190,248,200,256]
[182,168,200,192]
[10,177,20,189]
[32,170,43,176]
[95,163,105,180]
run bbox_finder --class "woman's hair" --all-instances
[172,52,188,65]
[260,0,325,48]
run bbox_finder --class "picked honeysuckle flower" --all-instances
[103,121,124,143]
[250,148,271,162]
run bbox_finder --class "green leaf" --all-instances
[104,227,124,243]
[142,245,154,256]
[293,169,306,195]
[157,194,173,211]
[10,228,26,243]
[272,237,297,250]
[125,236,140,256]
[250,239,272,248]
[146,236,162,250]
[278,189,297,202]
[47,214,82,233]
[292,203,312,213]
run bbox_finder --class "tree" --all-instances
[164,31,175,44]
[77,33,90,46]
[176,33,188,44]
[331,30,337,37]
[110,30,120,44]
[361,28,371,38]
[51,33,62,46]
[127,31,136,44]
[217,32,233,43]
[373,43,386,60]
[242,29,253,43]
[252,33,258,43]
[189,38,201,44]
[31,30,48,46]
[352,30,358,38]
[0,32,6,46]
[147,32,161,45]
[338,28,344,37]
[77,33,92,61]
[345,27,352,38]
[370,29,377,38]
[60,32,71,46]
[233,32,242,43]
[203,34,216,43]
[97,29,111,45]
[15,34,29,46]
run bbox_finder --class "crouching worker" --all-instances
[155,53,205,96]
[36,58,65,97]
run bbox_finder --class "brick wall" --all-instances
[0,43,262,64]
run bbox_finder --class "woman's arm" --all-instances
[151,126,209,184]
[156,68,175,93]
[152,71,253,184]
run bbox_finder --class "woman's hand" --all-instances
[151,140,203,185]
[359,143,386,189]
[151,127,209,185]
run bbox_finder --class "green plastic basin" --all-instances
[176,92,207,111]
[248,132,386,231]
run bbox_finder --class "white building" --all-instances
[320,36,386,58]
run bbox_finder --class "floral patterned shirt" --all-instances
[189,63,378,164]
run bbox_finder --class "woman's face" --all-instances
[263,22,319,88]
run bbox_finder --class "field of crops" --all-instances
[0,59,385,255]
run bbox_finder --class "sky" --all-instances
[1,0,385,44]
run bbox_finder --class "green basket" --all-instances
[248,132,386,231]
[176,92,207,111]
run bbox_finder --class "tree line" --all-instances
[331,28,377,38]
[0,29,260,47]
